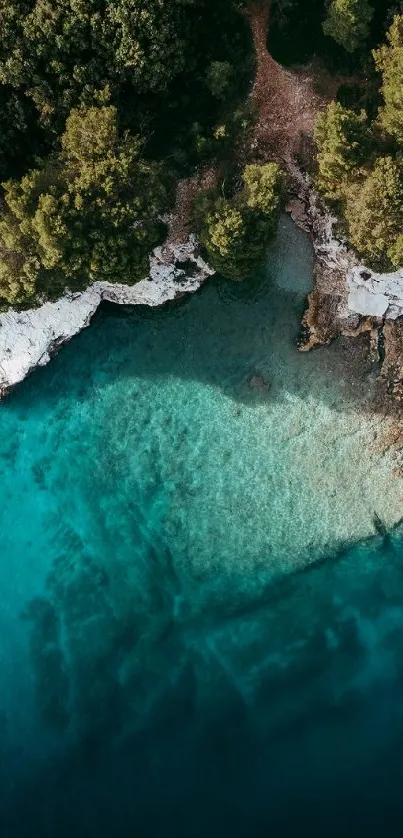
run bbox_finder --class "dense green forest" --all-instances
[0,0,403,309]
[0,0,258,306]
[313,1,403,270]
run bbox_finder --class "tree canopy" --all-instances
[1,0,403,307]
[323,0,374,53]
[374,14,403,145]
[0,0,256,308]
[0,106,169,307]
[314,6,403,269]
[194,163,282,281]
[314,101,369,200]
[344,155,403,268]
[0,0,196,127]
[0,0,251,143]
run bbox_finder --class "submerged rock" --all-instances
[0,235,213,395]
[248,373,270,391]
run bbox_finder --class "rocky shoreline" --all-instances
[287,173,403,408]
[2,172,403,402]
[0,235,213,395]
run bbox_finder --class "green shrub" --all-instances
[314,101,370,201]
[206,62,233,100]
[0,105,169,308]
[323,0,374,53]
[193,163,282,281]
[345,155,403,267]
[243,163,283,214]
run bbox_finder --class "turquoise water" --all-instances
[2,217,403,835]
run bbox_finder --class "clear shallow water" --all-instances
[1,217,403,835]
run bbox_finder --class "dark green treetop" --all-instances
[0,105,169,308]
[344,155,403,268]
[194,163,283,281]
[314,101,370,200]
[374,14,403,145]
[323,0,374,52]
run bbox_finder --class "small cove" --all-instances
[1,216,403,835]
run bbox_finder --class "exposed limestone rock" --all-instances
[286,173,403,416]
[0,235,213,395]
[287,185,369,351]
[285,175,390,348]
[284,199,310,233]
[348,265,403,320]
[288,173,403,346]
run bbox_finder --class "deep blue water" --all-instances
[1,219,403,836]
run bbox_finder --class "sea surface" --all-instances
[1,217,403,836]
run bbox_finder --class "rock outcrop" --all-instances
[287,188,368,351]
[287,176,403,411]
[3,162,403,403]
[287,181,402,344]
[348,264,403,321]
[0,235,213,394]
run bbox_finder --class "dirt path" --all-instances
[246,1,337,173]
[162,166,219,256]
[165,1,341,251]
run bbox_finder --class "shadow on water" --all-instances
[2,218,403,836]
[4,523,403,836]
[4,222,379,418]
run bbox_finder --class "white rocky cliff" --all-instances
[287,179,403,354]
[0,235,213,394]
[2,177,403,395]
[304,190,403,322]
[347,264,403,320]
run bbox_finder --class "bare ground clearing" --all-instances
[245,0,359,177]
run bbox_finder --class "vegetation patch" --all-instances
[0,0,403,305]
[192,163,283,281]
[314,10,403,270]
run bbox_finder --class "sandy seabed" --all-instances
[1,217,403,836]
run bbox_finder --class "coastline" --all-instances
[1,190,403,402]
[2,0,403,402]
[287,172,403,411]
[0,234,213,396]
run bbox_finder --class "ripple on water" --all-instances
[1,215,403,834]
